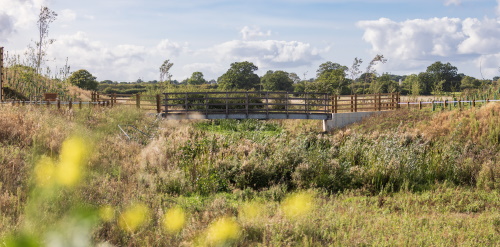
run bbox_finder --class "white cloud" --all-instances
[156,39,187,57]
[358,17,465,60]
[240,26,272,40]
[357,17,500,77]
[46,32,190,81]
[444,0,461,6]
[0,0,48,32]
[458,18,500,54]
[213,40,324,68]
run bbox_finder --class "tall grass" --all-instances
[0,103,499,245]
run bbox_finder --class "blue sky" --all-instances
[1,0,500,82]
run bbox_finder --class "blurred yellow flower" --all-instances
[34,155,56,187]
[162,206,186,234]
[56,136,87,187]
[281,192,314,219]
[99,205,115,222]
[238,202,262,222]
[118,203,150,232]
[205,217,241,245]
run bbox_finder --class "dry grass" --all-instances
[0,104,499,246]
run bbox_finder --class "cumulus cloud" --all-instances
[0,0,48,30]
[358,17,466,60]
[240,26,272,40]
[358,17,500,78]
[213,40,324,68]
[46,32,189,81]
[444,0,461,6]
[156,39,188,57]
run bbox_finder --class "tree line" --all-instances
[57,55,500,97]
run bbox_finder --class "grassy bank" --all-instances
[0,104,499,246]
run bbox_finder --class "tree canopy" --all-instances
[68,69,98,90]
[217,61,260,90]
[314,61,349,94]
[426,61,461,92]
[187,72,207,85]
[261,70,294,91]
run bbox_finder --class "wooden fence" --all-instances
[91,92,162,113]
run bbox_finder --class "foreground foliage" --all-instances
[0,104,499,246]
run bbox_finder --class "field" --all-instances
[0,103,499,246]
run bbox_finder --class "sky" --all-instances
[1,0,500,82]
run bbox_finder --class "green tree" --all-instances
[417,72,434,95]
[261,70,294,91]
[426,61,461,92]
[187,72,207,85]
[460,76,481,90]
[217,61,260,90]
[315,61,349,94]
[68,69,98,90]
[403,74,420,96]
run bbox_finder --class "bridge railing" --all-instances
[163,91,331,116]
[332,93,400,113]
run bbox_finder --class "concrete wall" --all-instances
[323,111,381,131]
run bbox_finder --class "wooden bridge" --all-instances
[162,91,400,120]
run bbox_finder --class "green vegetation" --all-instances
[68,69,99,91]
[0,103,499,246]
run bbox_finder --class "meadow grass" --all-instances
[0,103,499,246]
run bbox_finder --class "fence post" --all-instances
[225,92,229,116]
[351,95,354,112]
[0,47,3,102]
[286,92,289,116]
[136,94,140,109]
[184,93,188,113]
[472,99,475,108]
[246,91,249,116]
[419,101,422,110]
[57,99,61,109]
[165,93,169,114]
[407,102,410,109]
[354,94,358,112]
[156,94,161,114]
[69,100,72,110]
[380,93,383,111]
[266,92,269,116]
[432,101,435,111]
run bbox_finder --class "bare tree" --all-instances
[348,57,363,94]
[363,54,387,92]
[35,6,57,75]
[159,59,174,83]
